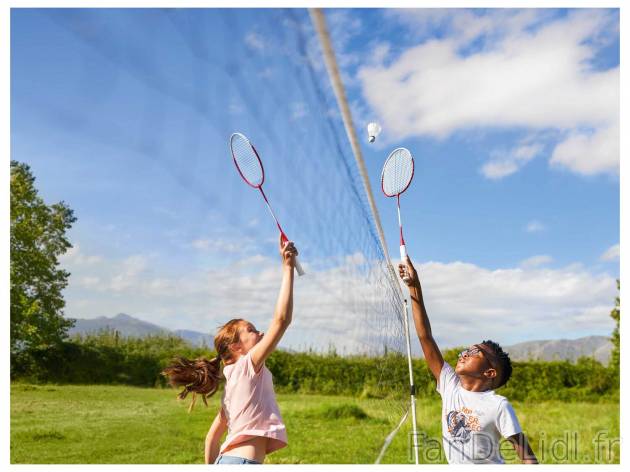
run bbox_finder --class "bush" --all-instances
[303,403,370,420]
[11,331,619,402]
[11,329,207,386]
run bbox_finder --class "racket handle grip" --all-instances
[294,257,305,276]
[400,245,411,283]
[400,245,407,260]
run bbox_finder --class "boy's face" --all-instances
[455,343,499,386]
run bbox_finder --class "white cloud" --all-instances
[63,250,149,293]
[550,123,619,175]
[525,220,545,233]
[345,251,367,266]
[244,32,266,51]
[60,244,103,265]
[110,255,149,292]
[191,238,241,253]
[370,42,391,65]
[324,9,362,69]
[481,142,543,179]
[390,9,557,52]
[62,246,401,354]
[358,9,618,176]
[77,276,101,289]
[600,243,619,261]
[420,260,617,347]
[520,255,553,268]
[191,239,210,250]
[61,242,617,353]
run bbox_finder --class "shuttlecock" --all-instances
[367,122,382,143]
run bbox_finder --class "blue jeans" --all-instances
[215,455,261,465]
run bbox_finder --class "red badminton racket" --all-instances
[381,147,414,283]
[229,132,305,276]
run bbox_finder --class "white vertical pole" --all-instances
[310,8,418,463]
[403,298,419,464]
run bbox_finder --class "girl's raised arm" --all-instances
[250,236,297,372]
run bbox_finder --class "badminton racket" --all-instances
[229,132,305,276]
[381,147,414,283]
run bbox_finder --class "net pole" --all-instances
[308,8,398,284]
[403,298,420,464]
[310,8,419,464]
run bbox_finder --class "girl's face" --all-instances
[235,322,264,354]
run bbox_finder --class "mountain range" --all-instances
[67,313,213,347]
[66,313,613,364]
[504,335,612,365]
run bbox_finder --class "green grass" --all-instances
[10,383,619,464]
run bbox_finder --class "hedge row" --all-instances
[11,331,618,402]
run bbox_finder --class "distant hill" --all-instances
[66,314,613,363]
[505,336,613,365]
[68,313,167,337]
[67,313,212,347]
[172,329,213,347]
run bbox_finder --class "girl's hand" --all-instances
[279,235,298,270]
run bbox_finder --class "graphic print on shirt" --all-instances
[446,407,481,443]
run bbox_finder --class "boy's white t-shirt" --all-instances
[437,362,522,464]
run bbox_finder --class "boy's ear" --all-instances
[484,368,497,379]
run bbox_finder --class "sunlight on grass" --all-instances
[10,383,619,464]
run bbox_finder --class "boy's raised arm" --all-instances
[399,256,444,380]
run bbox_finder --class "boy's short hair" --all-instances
[482,339,512,388]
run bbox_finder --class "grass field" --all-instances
[10,383,619,464]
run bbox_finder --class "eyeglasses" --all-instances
[459,347,480,358]
[458,346,497,368]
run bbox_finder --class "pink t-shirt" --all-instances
[219,351,288,455]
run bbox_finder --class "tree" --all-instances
[609,279,620,387]
[10,160,76,371]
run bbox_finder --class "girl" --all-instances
[163,237,298,465]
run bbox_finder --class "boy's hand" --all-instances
[279,235,298,270]
[398,255,418,287]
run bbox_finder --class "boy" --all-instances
[399,256,538,464]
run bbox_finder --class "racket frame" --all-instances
[381,147,415,282]
[230,132,266,188]
[229,132,305,276]
[380,147,415,198]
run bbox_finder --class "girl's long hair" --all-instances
[162,318,244,412]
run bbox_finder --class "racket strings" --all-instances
[382,148,413,196]
[231,134,264,187]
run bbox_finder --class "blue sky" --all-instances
[11,8,620,353]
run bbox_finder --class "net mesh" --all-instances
[381,148,414,197]
[13,8,413,463]
[230,133,264,187]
